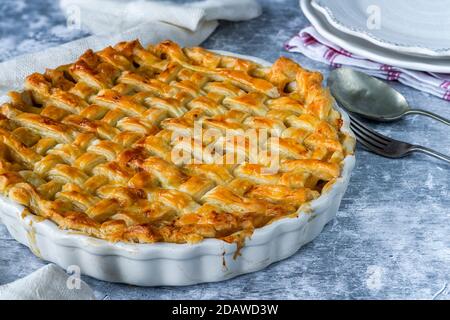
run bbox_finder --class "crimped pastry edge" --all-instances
[0,51,355,286]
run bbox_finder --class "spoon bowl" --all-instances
[328,68,450,125]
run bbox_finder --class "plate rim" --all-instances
[300,0,450,73]
[312,0,450,57]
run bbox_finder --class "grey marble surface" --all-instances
[0,0,449,300]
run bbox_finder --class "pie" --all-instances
[0,40,354,244]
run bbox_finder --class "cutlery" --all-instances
[346,111,450,164]
[328,68,450,126]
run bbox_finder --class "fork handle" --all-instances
[406,109,450,126]
[410,145,450,164]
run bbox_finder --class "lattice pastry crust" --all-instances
[0,40,354,244]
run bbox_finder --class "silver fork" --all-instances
[348,112,450,164]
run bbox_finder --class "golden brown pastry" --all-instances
[0,40,354,244]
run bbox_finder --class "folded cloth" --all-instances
[0,0,261,96]
[0,264,95,300]
[285,26,450,101]
[59,0,261,35]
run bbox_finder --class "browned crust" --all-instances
[0,40,354,244]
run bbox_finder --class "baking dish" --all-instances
[0,52,356,286]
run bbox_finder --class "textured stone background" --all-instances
[0,0,449,300]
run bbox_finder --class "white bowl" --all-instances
[0,52,356,286]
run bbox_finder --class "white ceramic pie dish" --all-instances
[0,52,356,286]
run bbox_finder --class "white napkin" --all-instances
[59,0,261,34]
[286,26,450,101]
[0,264,95,300]
[0,0,261,96]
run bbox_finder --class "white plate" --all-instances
[0,51,356,287]
[312,0,450,57]
[301,0,450,73]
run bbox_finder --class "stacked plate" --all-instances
[301,0,450,73]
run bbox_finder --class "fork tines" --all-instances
[347,113,393,155]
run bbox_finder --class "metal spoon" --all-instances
[328,68,450,126]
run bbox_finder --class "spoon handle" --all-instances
[409,145,450,164]
[406,109,450,126]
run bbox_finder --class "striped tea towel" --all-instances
[285,26,450,101]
